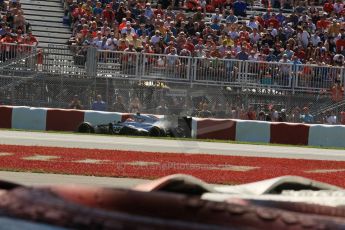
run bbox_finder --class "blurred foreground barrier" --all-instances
[0,175,345,229]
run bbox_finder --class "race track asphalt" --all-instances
[0,129,344,187]
[0,130,345,161]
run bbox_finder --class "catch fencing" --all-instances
[0,45,345,122]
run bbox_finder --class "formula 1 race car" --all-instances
[77,113,191,138]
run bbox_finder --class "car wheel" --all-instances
[149,126,162,137]
[78,122,95,133]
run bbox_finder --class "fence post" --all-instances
[59,74,64,108]
[86,46,97,78]
[106,77,109,110]
[291,64,295,95]
[141,53,146,83]
[238,61,242,84]
[341,67,345,98]
[192,58,197,86]
[186,57,191,82]
[135,52,139,78]
[244,61,249,107]
[42,47,48,72]
[11,70,15,105]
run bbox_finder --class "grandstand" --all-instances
[0,0,345,125]
[21,0,70,48]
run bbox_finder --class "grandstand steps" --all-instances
[24,9,65,18]
[25,15,63,23]
[36,37,69,45]
[29,20,68,29]
[21,0,71,47]
[30,20,71,30]
[21,5,65,13]
[21,0,62,8]
[19,0,80,79]
[33,31,71,39]
[31,26,71,34]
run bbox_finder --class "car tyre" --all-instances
[78,122,95,133]
[149,126,163,137]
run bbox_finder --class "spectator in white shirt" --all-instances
[150,30,161,45]
[211,8,221,21]
[246,16,258,30]
[311,33,321,47]
[92,31,104,49]
[248,50,258,61]
[226,10,238,24]
[228,27,239,40]
[249,28,261,44]
[334,1,344,14]
[144,3,154,19]
[106,32,118,50]
[121,21,136,35]
[297,28,310,48]
[325,111,337,125]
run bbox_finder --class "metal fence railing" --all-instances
[1,45,345,95]
[141,53,191,82]
[192,57,242,84]
[96,51,139,78]
[42,44,88,77]
[94,49,345,94]
[0,43,37,66]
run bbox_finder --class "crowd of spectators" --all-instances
[0,1,37,42]
[64,0,345,69]
[68,92,345,125]
[0,0,38,61]
[192,101,345,125]
[62,0,345,124]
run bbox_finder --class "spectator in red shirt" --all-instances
[119,18,127,31]
[331,80,344,102]
[336,34,345,53]
[323,0,334,14]
[341,111,345,125]
[316,14,331,30]
[154,4,164,18]
[256,13,265,28]
[1,33,16,61]
[184,37,195,54]
[16,29,24,44]
[103,5,115,24]
[1,33,14,43]
[295,45,306,61]
[72,3,85,20]
[267,13,280,28]
[247,106,256,120]
[26,32,38,46]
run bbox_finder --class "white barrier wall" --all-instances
[11,106,48,131]
[192,117,345,148]
[235,120,271,143]
[308,125,345,148]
